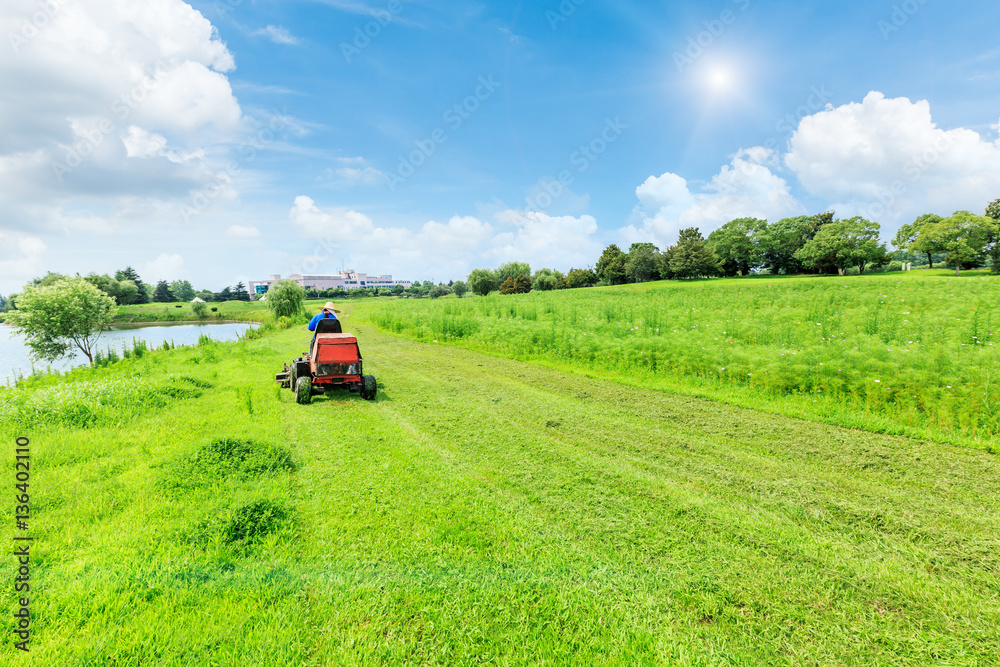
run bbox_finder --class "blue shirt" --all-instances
[308,312,338,331]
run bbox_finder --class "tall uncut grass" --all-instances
[372,272,1000,447]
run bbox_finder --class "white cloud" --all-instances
[785,91,1000,226]
[226,225,261,238]
[286,197,601,281]
[140,253,186,283]
[122,126,167,159]
[0,0,243,234]
[624,149,805,248]
[252,25,299,45]
[0,231,46,294]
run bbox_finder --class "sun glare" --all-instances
[706,65,733,93]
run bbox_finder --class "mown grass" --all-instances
[0,306,998,665]
[369,269,1000,449]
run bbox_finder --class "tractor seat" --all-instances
[314,317,342,334]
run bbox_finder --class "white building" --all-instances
[249,272,412,299]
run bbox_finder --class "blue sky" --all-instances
[1,0,999,293]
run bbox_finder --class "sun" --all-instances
[706,65,733,93]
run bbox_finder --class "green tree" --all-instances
[152,280,176,302]
[795,217,887,275]
[392,284,405,295]
[499,274,531,294]
[495,261,531,286]
[919,211,996,276]
[625,243,660,283]
[531,268,565,291]
[192,301,209,319]
[29,271,70,288]
[232,281,251,302]
[267,280,306,319]
[669,228,719,279]
[565,267,598,288]
[169,280,196,302]
[706,217,766,276]
[115,267,149,304]
[452,280,468,298]
[895,213,944,268]
[429,284,452,298]
[6,278,117,365]
[596,244,628,284]
[759,216,814,274]
[467,268,499,297]
[985,200,1000,273]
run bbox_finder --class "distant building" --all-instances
[249,272,411,299]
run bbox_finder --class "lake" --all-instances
[0,321,257,384]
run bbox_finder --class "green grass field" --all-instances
[111,300,270,323]
[371,269,1000,449]
[2,285,999,665]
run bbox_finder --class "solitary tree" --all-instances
[452,280,468,298]
[267,279,306,319]
[6,278,117,366]
[467,268,499,296]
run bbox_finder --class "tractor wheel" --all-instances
[289,364,298,392]
[295,377,313,405]
[360,375,377,401]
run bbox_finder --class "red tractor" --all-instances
[275,318,377,404]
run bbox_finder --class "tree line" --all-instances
[463,201,1000,296]
[1,266,252,312]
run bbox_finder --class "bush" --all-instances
[192,301,208,318]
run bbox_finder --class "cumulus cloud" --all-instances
[252,25,299,45]
[140,253,186,284]
[0,231,47,294]
[785,91,1000,225]
[623,148,805,247]
[285,197,601,281]
[0,0,243,234]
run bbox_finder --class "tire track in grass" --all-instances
[287,317,1000,665]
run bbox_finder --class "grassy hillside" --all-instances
[2,305,998,665]
[370,270,1000,449]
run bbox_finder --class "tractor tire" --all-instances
[289,365,298,392]
[295,377,313,405]
[360,375,377,401]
